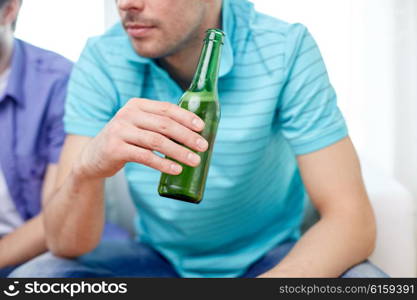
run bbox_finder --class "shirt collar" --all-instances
[123,0,235,78]
[218,0,234,77]
[1,39,26,107]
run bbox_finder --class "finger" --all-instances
[121,126,201,167]
[133,98,205,132]
[133,111,208,153]
[124,144,183,175]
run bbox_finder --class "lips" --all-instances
[125,24,156,38]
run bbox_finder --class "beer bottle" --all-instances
[158,29,224,204]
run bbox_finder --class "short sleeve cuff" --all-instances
[64,118,107,138]
[290,123,349,156]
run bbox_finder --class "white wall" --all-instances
[15,0,106,62]
[104,0,119,30]
[349,0,397,174]
[392,0,417,198]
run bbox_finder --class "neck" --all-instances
[159,1,222,90]
[0,33,13,75]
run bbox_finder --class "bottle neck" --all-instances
[188,39,223,93]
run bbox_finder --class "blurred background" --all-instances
[14,0,417,276]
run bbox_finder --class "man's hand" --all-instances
[0,215,46,269]
[44,98,210,257]
[75,98,209,180]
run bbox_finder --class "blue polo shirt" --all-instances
[64,0,348,277]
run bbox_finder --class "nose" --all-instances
[117,0,145,12]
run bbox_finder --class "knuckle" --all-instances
[157,117,171,133]
[128,97,140,106]
[187,134,200,149]
[183,149,193,161]
[158,160,168,172]
[173,144,188,161]
[148,134,164,150]
[136,150,152,163]
[159,101,173,114]
[146,153,158,166]
[115,107,130,120]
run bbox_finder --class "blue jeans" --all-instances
[0,223,130,278]
[8,240,388,278]
[0,266,18,278]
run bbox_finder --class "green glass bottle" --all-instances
[158,29,225,204]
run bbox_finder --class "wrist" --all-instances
[72,158,102,183]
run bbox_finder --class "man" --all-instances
[0,0,73,276]
[10,0,387,277]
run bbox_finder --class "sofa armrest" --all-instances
[361,161,417,277]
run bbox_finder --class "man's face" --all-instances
[118,0,207,59]
[0,0,20,38]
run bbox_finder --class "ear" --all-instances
[1,0,20,28]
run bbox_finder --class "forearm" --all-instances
[262,214,375,277]
[44,167,105,258]
[0,215,46,268]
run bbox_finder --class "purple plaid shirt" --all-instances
[0,39,72,220]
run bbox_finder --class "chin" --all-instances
[131,41,169,59]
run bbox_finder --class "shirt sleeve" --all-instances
[64,38,119,137]
[277,23,348,155]
[45,76,70,164]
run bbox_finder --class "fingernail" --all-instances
[192,118,205,130]
[196,138,208,151]
[188,152,201,165]
[171,164,182,173]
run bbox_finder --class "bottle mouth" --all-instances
[204,28,226,44]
